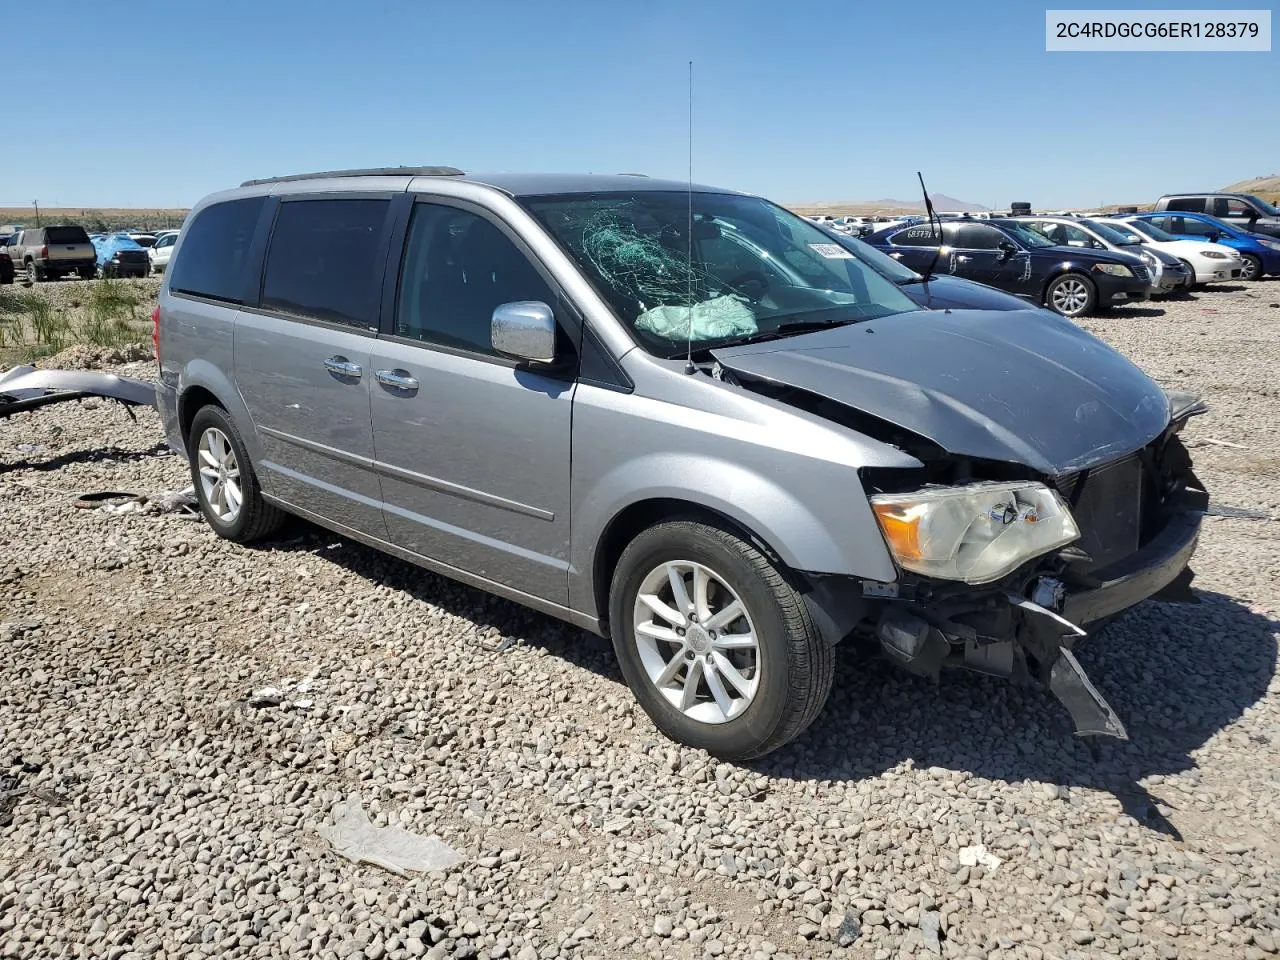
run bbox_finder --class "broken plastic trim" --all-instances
[0,366,155,419]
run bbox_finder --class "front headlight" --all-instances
[1198,250,1227,259]
[871,482,1080,584]
[1093,263,1133,277]
[1139,250,1157,266]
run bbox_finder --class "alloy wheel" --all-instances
[1051,277,1089,315]
[197,427,243,523]
[1241,256,1260,281]
[632,560,760,724]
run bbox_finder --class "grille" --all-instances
[1131,264,1150,281]
[1055,455,1143,572]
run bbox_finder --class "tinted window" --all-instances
[261,199,389,327]
[45,226,89,244]
[1213,198,1254,219]
[395,203,554,355]
[890,223,942,246]
[1167,198,1205,213]
[953,223,1002,249]
[169,197,266,304]
[1178,218,1221,238]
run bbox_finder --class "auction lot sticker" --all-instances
[1046,9,1271,50]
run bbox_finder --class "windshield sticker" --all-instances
[808,243,855,259]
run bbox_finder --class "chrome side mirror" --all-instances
[492,301,556,364]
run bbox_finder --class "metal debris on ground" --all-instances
[71,485,201,519]
[1206,504,1275,521]
[319,794,464,875]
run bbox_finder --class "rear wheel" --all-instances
[1045,272,1097,317]
[187,405,286,543]
[26,260,39,283]
[609,519,834,760]
[1240,254,1263,282]
[78,267,94,280]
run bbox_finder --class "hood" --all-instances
[898,275,1033,312]
[1040,244,1144,267]
[712,309,1172,476]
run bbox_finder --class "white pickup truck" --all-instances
[8,225,96,281]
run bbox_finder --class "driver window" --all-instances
[1215,199,1251,219]
[395,203,555,355]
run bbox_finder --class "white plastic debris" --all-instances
[957,844,1003,871]
[319,794,463,875]
[248,687,284,708]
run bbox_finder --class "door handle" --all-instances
[375,369,419,391]
[323,356,362,378]
[956,255,972,262]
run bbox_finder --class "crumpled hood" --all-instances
[712,308,1172,476]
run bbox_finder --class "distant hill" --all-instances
[791,193,988,217]
[1221,175,1280,201]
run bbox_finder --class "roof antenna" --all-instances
[684,59,697,375]
[918,171,942,285]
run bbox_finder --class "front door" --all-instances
[370,200,574,605]
[233,195,394,536]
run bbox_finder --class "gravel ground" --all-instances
[1,280,1278,960]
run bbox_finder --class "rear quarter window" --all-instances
[890,224,942,247]
[1166,198,1205,213]
[168,197,267,304]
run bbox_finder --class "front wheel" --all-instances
[1045,272,1097,317]
[1240,254,1263,282]
[609,520,834,760]
[187,405,286,543]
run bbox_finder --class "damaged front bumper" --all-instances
[808,456,1208,743]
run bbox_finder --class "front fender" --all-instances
[568,381,913,620]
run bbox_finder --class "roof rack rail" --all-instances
[239,166,465,187]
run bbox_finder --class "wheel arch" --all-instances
[591,498,808,638]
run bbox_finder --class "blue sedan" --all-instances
[1129,212,1280,281]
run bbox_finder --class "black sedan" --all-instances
[864,218,1151,317]
[828,231,1043,312]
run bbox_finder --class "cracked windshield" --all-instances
[525,191,918,357]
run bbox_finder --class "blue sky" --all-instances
[6,0,1275,210]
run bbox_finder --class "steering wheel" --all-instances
[724,269,770,301]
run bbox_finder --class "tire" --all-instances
[1239,254,1263,282]
[1045,272,1097,318]
[26,260,39,283]
[1179,260,1201,292]
[608,519,834,760]
[78,267,94,281]
[95,265,106,280]
[187,405,286,543]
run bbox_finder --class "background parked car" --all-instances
[1154,192,1280,240]
[865,217,1150,317]
[0,241,13,284]
[126,232,158,248]
[828,231,1040,312]
[1129,212,1280,281]
[92,233,151,278]
[1015,216,1190,296]
[6,225,96,281]
[148,232,178,273]
[1108,216,1243,287]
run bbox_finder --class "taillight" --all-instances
[151,306,161,362]
[40,245,49,258]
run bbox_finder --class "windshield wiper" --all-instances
[706,318,866,351]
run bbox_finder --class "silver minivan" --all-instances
[156,168,1208,759]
